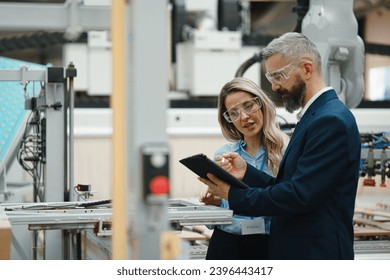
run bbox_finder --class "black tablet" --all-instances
[179,153,249,189]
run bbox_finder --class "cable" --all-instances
[17,105,46,202]
[235,52,262,77]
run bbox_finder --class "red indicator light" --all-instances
[149,176,169,195]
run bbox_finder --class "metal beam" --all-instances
[0,1,110,35]
[125,0,170,260]
[0,68,46,82]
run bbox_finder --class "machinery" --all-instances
[302,0,365,109]
[360,132,390,188]
[0,0,232,260]
[0,56,80,259]
[353,132,390,259]
[0,198,232,260]
[234,0,365,110]
[1,0,390,261]
[174,0,260,96]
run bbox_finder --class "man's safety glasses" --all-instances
[265,60,302,85]
[223,97,262,123]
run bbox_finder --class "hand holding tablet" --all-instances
[179,153,249,189]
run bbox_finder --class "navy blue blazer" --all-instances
[228,89,361,259]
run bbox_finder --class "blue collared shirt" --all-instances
[212,140,272,235]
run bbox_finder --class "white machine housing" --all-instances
[302,0,365,108]
[176,30,261,96]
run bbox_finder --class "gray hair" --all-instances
[261,32,322,72]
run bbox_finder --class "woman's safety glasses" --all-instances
[223,97,262,123]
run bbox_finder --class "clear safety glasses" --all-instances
[265,60,302,85]
[223,97,262,123]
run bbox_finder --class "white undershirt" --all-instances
[296,86,333,121]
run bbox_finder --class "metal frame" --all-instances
[123,0,171,260]
[0,67,66,202]
[0,198,232,259]
[168,199,233,226]
[1,0,227,260]
[0,67,67,259]
[0,0,110,39]
[2,199,231,228]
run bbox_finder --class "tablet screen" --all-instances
[179,153,249,189]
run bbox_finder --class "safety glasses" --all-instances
[223,97,262,123]
[265,60,303,85]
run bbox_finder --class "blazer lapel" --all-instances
[277,89,338,175]
[278,120,304,174]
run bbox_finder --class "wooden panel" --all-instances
[354,227,390,237]
[0,219,11,260]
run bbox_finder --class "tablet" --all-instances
[179,153,249,189]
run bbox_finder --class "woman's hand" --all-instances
[199,191,222,206]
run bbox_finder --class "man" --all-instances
[199,32,361,259]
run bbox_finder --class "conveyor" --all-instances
[0,198,232,259]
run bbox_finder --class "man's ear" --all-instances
[303,61,314,75]
[301,61,315,79]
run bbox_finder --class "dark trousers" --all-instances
[205,227,270,260]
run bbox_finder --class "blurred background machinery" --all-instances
[1,0,390,260]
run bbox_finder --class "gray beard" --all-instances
[283,97,301,113]
[280,78,306,113]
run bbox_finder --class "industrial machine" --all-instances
[353,132,390,259]
[233,0,364,109]
[0,0,233,260]
[1,0,390,261]
[0,198,232,260]
[360,132,390,188]
[0,56,80,259]
[173,0,261,96]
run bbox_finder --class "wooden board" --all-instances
[354,226,390,237]
[354,217,390,231]
[174,230,208,241]
[355,208,390,219]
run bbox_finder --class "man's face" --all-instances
[265,54,306,113]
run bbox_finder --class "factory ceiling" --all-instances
[0,0,389,54]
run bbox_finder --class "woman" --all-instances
[200,77,288,260]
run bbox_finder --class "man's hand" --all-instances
[199,191,222,206]
[215,152,247,180]
[198,153,247,200]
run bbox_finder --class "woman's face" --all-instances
[224,91,264,140]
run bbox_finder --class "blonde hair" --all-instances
[218,77,288,175]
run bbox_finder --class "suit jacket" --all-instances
[228,89,361,259]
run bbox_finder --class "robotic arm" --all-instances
[302,0,365,108]
[234,0,364,108]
